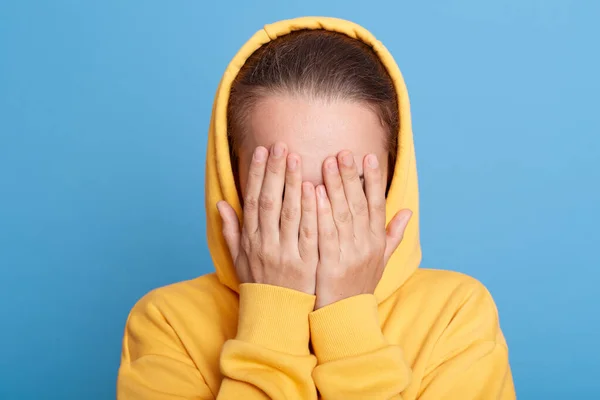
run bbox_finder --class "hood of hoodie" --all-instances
[205,17,421,304]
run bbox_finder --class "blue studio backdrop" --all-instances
[1,1,599,399]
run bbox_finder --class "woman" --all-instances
[117,17,515,399]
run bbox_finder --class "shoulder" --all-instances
[120,275,237,390]
[124,274,239,352]
[402,269,505,344]
[130,273,237,317]
[407,268,498,306]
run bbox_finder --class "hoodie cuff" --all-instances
[309,294,387,363]
[236,283,316,356]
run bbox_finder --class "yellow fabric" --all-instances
[117,16,515,399]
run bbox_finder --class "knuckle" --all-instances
[286,169,300,182]
[323,229,337,240]
[266,160,282,175]
[372,202,386,213]
[281,205,299,222]
[259,193,275,212]
[244,196,259,211]
[346,169,360,182]
[300,226,314,241]
[354,200,369,216]
[331,182,344,193]
[334,210,352,224]
[319,203,332,215]
[368,168,382,181]
[302,200,315,213]
[249,166,263,178]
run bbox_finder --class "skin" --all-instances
[217,95,413,309]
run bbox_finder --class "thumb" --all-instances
[383,209,413,264]
[217,200,240,262]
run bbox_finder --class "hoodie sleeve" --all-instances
[117,284,318,400]
[309,295,410,400]
[308,287,515,400]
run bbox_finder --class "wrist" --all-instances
[237,283,316,355]
[315,288,371,310]
[309,294,387,362]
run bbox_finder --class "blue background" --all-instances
[1,1,598,398]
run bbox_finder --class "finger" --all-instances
[363,153,387,235]
[316,184,339,262]
[281,153,302,250]
[299,182,318,262]
[259,142,288,243]
[242,146,268,234]
[383,209,413,264]
[217,200,241,262]
[338,150,370,235]
[322,156,353,243]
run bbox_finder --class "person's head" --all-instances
[227,29,399,196]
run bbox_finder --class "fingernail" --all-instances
[273,143,285,158]
[401,211,413,227]
[391,211,411,235]
[367,154,379,169]
[326,158,338,172]
[287,155,297,171]
[254,147,267,162]
[216,201,225,216]
[341,153,353,167]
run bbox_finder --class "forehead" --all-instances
[244,95,387,184]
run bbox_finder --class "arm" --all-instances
[117,292,214,400]
[311,151,412,399]
[308,281,515,400]
[124,143,323,399]
[214,143,320,396]
[309,295,409,400]
[117,284,318,400]
[219,284,317,399]
[312,152,515,399]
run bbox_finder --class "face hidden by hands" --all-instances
[218,95,411,308]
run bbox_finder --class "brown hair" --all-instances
[227,29,399,185]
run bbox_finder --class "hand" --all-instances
[217,143,319,295]
[314,151,412,309]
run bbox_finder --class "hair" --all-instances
[227,29,399,186]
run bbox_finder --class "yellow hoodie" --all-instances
[117,17,515,400]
